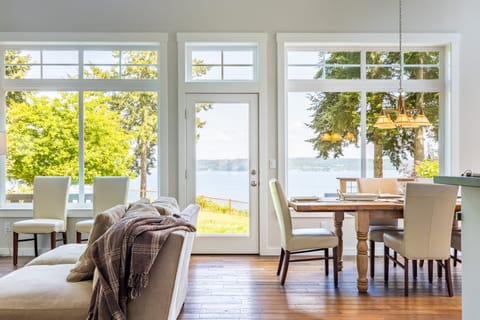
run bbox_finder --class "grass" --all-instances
[196,209,249,234]
[195,195,250,234]
[197,210,249,235]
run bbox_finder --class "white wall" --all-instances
[0,0,479,255]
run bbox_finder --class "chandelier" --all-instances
[373,0,431,130]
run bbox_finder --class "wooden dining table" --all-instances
[289,198,461,293]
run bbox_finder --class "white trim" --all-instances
[277,33,460,47]
[0,32,167,44]
[158,36,169,196]
[177,33,267,43]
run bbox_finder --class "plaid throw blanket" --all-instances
[87,213,196,320]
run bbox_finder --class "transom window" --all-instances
[186,45,257,82]
[5,48,158,80]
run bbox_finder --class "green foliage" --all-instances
[195,195,249,234]
[7,92,134,185]
[195,103,212,141]
[415,158,439,178]
[307,51,440,175]
[196,195,248,217]
[196,210,249,234]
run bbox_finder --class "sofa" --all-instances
[0,202,199,320]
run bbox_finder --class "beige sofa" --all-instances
[0,204,199,320]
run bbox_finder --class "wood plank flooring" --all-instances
[179,255,462,320]
[0,254,462,319]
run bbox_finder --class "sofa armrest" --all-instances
[127,204,199,320]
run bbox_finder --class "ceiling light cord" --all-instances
[399,0,403,92]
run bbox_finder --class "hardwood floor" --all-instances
[179,255,462,320]
[0,254,462,319]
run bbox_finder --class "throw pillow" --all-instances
[67,204,128,282]
[151,196,180,216]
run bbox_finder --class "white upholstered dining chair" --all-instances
[269,179,338,287]
[75,176,129,243]
[451,230,461,266]
[12,176,71,266]
[383,182,459,296]
[357,178,402,278]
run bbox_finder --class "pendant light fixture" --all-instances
[374,0,431,129]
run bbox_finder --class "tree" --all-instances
[307,51,439,177]
[4,50,29,105]
[7,92,133,186]
[83,50,158,198]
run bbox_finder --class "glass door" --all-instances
[186,94,259,253]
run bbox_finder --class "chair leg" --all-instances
[404,257,409,297]
[50,232,57,249]
[419,259,424,268]
[445,259,454,297]
[324,248,329,276]
[428,260,433,283]
[453,249,458,267]
[393,251,397,267]
[333,246,338,288]
[76,232,82,244]
[280,250,290,285]
[370,240,375,278]
[276,248,285,276]
[34,234,38,257]
[437,260,443,278]
[62,232,67,244]
[384,245,389,284]
[413,260,418,279]
[13,232,18,266]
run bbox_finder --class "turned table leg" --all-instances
[356,211,370,293]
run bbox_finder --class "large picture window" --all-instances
[1,43,163,205]
[282,42,445,198]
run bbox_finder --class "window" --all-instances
[1,41,164,205]
[186,45,257,81]
[279,36,450,198]
[287,50,361,80]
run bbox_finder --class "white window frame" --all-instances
[0,32,169,210]
[277,33,460,196]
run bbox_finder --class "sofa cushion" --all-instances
[67,204,127,282]
[0,264,92,320]
[26,243,87,266]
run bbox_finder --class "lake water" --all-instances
[195,170,399,209]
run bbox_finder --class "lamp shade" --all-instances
[0,132,6,155]
[374,114,396,129]
[414,113,431,127]
[321,133,332,142]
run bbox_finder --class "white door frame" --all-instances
[185,93,259,253]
